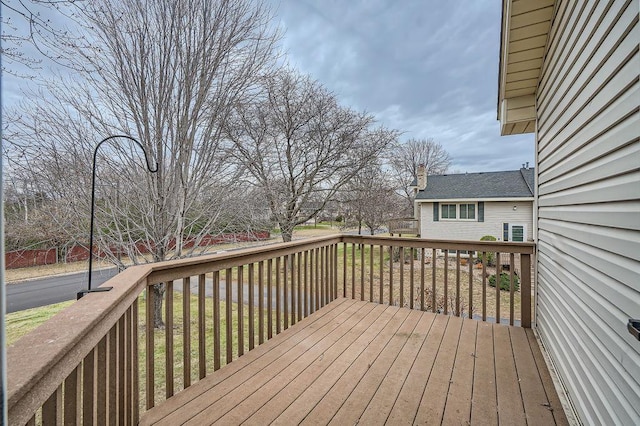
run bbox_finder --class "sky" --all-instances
[2,0,535,173]
[266,0,535,172]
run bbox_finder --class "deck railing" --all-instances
[388,218,419,236]
[7,234,533,425]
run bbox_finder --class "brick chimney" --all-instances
[417,164,427,190]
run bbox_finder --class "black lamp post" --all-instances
[77,135,158,299]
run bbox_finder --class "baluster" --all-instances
[182,277,191,387]
[237,266,244,357]
[267,259,273,338]
[199,273,206,379]
[389,246,394,305]
[83,348,96,422]
[482,253,487,321]
[249,263,255,350]
[145,288,154,409]
[379,245,384,305]
[444,251,449,314]
[165,281,174,397]
[431,249,437,313]
[509,253,515,326]
[297,252,302,320]
[399,247,405,307]
[496,252,501,324]
[108,325,117,422]
[360,244,365,301]
[420,248,425,311]
[284,255,289,330]
[369,244,374,303]
[42,385,62,424]
[303,252,309,317]
[410,248,415,309]
[63,366,81,425]
[521,253,532,328]
[213,271,221,371]
[468,252,474,320]
[258,262,265,344]
[456,251,461,316]
[276,257,282,334]
[226,268,233,363]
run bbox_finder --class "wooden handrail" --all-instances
[7,234,534,424]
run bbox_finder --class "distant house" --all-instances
[413,166,534,242]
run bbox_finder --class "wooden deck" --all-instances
[140,298,568,425]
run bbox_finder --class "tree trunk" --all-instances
[152,283,166,329]
[281,229,293,242]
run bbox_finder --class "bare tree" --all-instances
[342,164,401,235]
[0,0,85,74]
[5,0,280,327]
[224,69,399,242]
[388,138,452,213]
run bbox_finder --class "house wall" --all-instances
[535,0,640,424]
[418,201,533,241]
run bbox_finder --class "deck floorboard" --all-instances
[140,299,568,426]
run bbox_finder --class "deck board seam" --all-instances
[186,300,375,424]
[142,298,355,425]
[410,315,452,425]
[509,327,530,424]
[278,303,404,424]
[299,305,406,424]
[325,306,414,424]
[260,303,391,424]
[361,310,437,424]
[236,302,386,423]
[345,309,425,423]
[438,316,468,426]
[381,311,438,424]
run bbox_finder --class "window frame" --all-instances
[440,202,477,221]
[504,223,527,242]
[440,204,457,220]
[459,203,476,220]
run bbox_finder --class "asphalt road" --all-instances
[6,230,386,314]
[6,268,119,313]
[6,268,296,313]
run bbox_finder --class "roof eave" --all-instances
[497,0,556,136]
[416,197,535,203]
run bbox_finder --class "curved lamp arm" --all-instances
[81,135,158,298]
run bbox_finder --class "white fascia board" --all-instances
[415,197,534,203]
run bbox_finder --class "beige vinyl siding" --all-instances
[535,0,640,424]
[419,201,533,241]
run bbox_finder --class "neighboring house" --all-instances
[413,166,535,242]
[498,0,639,424]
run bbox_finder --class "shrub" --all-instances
[478,235,497,266]
[335,215,344,223]
[488,272,520,291]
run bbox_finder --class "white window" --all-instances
[503,223,526,242]
[441,204,457,219]
[459,203,476,220]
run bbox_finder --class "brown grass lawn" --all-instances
[338,245,527,324]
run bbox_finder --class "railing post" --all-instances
[521,253,532,328]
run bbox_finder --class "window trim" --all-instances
[440,203,457,220]
[509,223,526,242]
[458,203,476,221]
[504,222,527,242]
[440,202,477,221]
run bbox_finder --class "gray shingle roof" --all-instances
[415,168,535,200]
